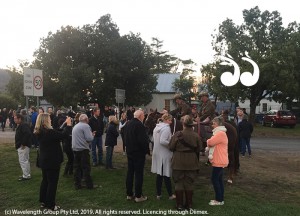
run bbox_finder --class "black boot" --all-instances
[175,191,184,210]
[185,191,193,210]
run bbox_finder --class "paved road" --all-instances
[251,137,300,152]
[1,128,299,152]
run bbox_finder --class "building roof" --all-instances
[155,73,180,93]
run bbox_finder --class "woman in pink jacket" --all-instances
[207,116,228,206]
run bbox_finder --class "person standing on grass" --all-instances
[207,116,228,206]
[72,114,97,190]
[34,113,72,211]
[14,113,32,181]
[89,107,104,166]
[124,110,150,203]
[151,113,176,201]
[105,115,119,169]
[238,115,253,157]
[119,112,128,155]
[168,115,201,210]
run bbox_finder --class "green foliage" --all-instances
[201,6,300,123]
[0,93,18,109]
[33,14,157,107]
[150,37,180,74]
[173,77,195,104]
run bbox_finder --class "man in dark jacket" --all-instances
[14,113,32,181]
[124,110,149,202]
[89,107,104,166]
[238,115,253,157]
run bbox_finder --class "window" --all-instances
[165,100,171,112]
[262,103,267,112]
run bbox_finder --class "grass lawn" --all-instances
[1,138,299,215]
[252,123,300,138]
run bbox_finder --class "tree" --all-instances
[150,37,179,73]
[173,77,195,104]
[6,61,37,106]
[33,14,157,107]
[0,93,18,109]
[201,6,300,123]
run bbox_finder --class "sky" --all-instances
[1,0,300,71]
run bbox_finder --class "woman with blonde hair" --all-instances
[151,113,176,200]
[105,115,119,169]
[207,116,228,206]
[119,112,128,155]
[34,113,72,211]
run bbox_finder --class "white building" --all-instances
[144,73,180,113]
[239,98,283,114]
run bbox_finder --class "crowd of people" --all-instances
[4,92,254,211]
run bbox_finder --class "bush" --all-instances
[0,93,18,109]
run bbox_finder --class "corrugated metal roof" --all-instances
[155,73,180,93]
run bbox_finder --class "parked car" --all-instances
[262,110,297,128]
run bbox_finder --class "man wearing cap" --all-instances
[172,94,192,120]
[198,91,216,122]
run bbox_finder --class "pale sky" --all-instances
[1,0,299,71]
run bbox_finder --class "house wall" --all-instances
[144,94,177,113]
[239,99,282,114]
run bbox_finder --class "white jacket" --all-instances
[151,122,173,177]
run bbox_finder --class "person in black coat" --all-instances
[89,108,105,166]
[124,110,150,202]
[238,115,253,157]
[34,113,72,211]
[105,115,119,169]
[14,113,32,181]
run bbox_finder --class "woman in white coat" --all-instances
[151,113,176,200]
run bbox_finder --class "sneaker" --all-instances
[209,200,224,205]
[40,202,46,208]
[156,195,162,200]
[134,196,148,203]
[18,177,31,181]
[169,194,176,200]
[227,179,233,184]
[126,195,135,201]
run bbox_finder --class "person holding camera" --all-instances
[34,113,72,211]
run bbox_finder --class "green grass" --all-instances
[0,143,300,216]
[252,123,300,138]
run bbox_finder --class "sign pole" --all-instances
[26,96,29,111]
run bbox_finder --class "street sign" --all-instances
[115,89,125,104]
[23,68,43,96]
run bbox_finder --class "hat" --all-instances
[199,91,209,97]
[182,115,194,126]
[174,93,183,100]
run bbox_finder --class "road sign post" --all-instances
[23,68,43,108]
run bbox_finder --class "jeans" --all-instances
[39,168,60,209]
[211,167,224,202]
[106,146,114,168]
[241,138,251,156]
[73,150,93,189]
[18,146,31,178]
[91,136,103,164]
[126,154,145,198]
